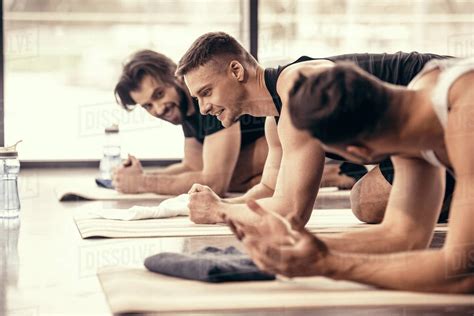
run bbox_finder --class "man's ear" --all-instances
[346,144,373,160]
[229,60,245,82]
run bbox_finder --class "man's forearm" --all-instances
[149,162,191,175]
[220,195,291,225]
[320,249,474,293]
[319,224,420,254]
[142,171,227,196]
[224,182,274,204]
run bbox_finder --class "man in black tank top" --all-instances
[264,52,454,224]
[112,50,267,198]
[176,31,450,227]
[239,59,474,293]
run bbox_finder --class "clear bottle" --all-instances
[0,141,21,218]
[99,124,122,180]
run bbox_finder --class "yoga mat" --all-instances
[56,184,171,202]
[97,266,474,314]
[74,208,368,239]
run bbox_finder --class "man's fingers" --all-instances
[246,199,268,217]
[122,159,132,167]
[227,219,245,241]
[230,218,264,240]
[129,156,141,167]
[188,183,201,194]
[243,238,279,274]
[188,183,209,194]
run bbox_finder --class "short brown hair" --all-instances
[115,50,177,110]
[176,32,257,76]
[289,62,391,144]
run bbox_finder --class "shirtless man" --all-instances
[112,50,267,196]
[228,58,474,293]
[177,31,451,225]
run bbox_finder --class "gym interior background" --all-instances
[2,0,473,162]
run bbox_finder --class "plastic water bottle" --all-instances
[99,125,122,180]
[0,141,21,218]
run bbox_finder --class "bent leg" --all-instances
[350,165,392,224]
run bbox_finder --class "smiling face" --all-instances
[184,60,247,128]
[130,75,184,125]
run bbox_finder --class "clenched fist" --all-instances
[112,154,146,194]
[188,184,225,224]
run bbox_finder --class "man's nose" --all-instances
[200,103,212,115]
[155,103,167,116]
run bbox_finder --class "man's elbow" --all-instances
[450,275,474,294]
[286,203,314,230]
[399,230,432,251]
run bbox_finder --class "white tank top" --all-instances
[410,58,474,169]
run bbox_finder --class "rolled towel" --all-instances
[86,194,190,220]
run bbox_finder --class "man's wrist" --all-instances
[315,250,355,280]
[313,250,333,277]
[214,200,230,221]
[140,173,154,193]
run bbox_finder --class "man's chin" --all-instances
[220,120,232,128]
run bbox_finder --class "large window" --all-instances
[4,0,246,160]
[3,0,473,161]
[259,0,474,67]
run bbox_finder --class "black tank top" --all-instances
[264,52,452,124]
[263,51,452,160]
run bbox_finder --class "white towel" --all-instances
[86,194,190,220]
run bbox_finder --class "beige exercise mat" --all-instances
[97,266,474,314]
[74,208,368,239]
[56,184,171,202]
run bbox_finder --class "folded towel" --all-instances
[144,246,275,283]
[86,194,189,220]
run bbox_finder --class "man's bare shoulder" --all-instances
[408,68,440,91]
[276,59,335,98]
[449,71,474,113]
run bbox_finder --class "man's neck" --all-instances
[240,66,279,117]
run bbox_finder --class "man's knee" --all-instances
[350,177,387,224]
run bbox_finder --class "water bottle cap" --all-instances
[105,124,119,134]
[0,140,21,158]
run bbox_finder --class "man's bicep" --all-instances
[258,117,282,191]
[444,91,474,248]
[182,137,203,171]
[201,122,241,180]
[273,111,326,223]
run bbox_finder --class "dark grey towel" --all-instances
[144,246,275,283]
